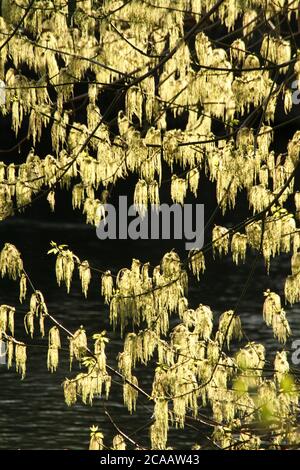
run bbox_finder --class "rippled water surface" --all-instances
[0,219,299,449]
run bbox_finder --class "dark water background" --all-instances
[0,215,299,450]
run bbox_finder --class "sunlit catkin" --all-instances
[272,309,291,344]
[112,434,126,450]
[47,326,61,372]
[171,175,187,205]
[19,273,27,303]
[0,305,7,333]
[148,180,160,207]
[274,351,289,385]
[89,426,104,450]
[15,343,27,379]
[55,249,75,293]
[134,179,148,216]
[231,233,247,264]
[8,306,15,336]
[47,191,55,212]
[0,243,23,280]
[151,398,169,450]
[72,184,85,209]
[24,311,35,338]
[188,250,205,280]
[212,225,230,257]
[123,376,139,414]
[79,260,91,298]
[101,271,114,304]
[187,168,199,196]
[69,326,87,368]
[0,305,15,336]
[63,379,77,406]
[7,340,14,369]
[295,192,300,220]
[218,310,242,348]
[263,290,281,326]
[285,273,300,304]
